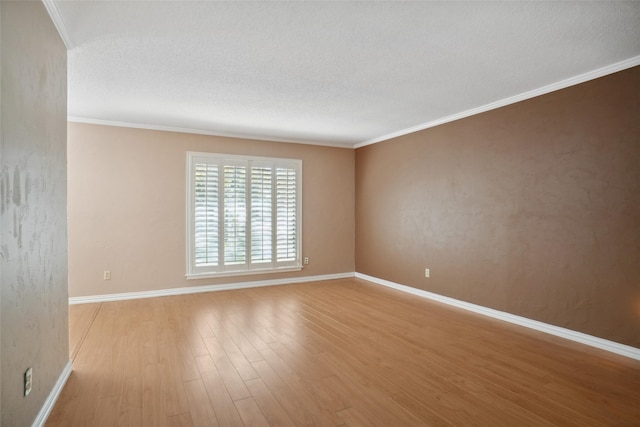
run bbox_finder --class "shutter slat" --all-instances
[275,167,297,262]
[193,163,219,266]
[223,165,247,265]
[251,166,273,264]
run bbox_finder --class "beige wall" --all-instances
[356,66,640,348]
[68,123,355,297]
[1,2,69,425]
[67,55,638,350]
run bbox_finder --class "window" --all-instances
[187,152,302,278]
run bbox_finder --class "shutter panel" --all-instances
[193,162,219,266]
[276,167,297,262]
[223,165,247,266]
[251,165,273,264]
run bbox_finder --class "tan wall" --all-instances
[1,2,69,425]
[356,66,640,348]
[68,123,355,297]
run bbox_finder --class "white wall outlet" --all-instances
[425,268,430,278]
[304,257,309,265]
[104,270,111,280]
[24,367,32,397]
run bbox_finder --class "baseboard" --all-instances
[69,272,355,304]
[69,270,639,360]
[355,272,640,361]
[32,359,72,427]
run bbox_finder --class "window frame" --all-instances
[186,151,302,279]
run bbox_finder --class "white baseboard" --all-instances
[355,272,640,361]
[68,270,639,361]
[69,272,355,304]
[32,360,72,427]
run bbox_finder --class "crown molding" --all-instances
[67,116,355,149]
[355,55,640,148]
[42,0,73,49]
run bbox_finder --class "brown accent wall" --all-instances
[1,2,69,425]
[68,123,355,297]
[356,66,640,348]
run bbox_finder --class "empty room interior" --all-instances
[2,1,640,426]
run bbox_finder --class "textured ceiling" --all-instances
[48,1,640,148]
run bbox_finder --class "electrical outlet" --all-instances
[304,257,309,265]
[425,268,430,278]
[104,270,111,280]
[24,367,32,397]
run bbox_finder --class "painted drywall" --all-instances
[356,66,640,348]
[67,123,355,297]
[1,2,69,426]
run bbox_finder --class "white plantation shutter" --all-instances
[193,163,219,267]
[187,153,301,277]
[223,164,247,266]
[276,167,297,262]
[251,164,273,264]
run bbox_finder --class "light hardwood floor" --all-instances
[47,278,640,426]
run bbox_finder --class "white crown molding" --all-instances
[67,116,354,149]
[68,55,640,151]
[69,272,355,304]
[355,55,640,148]
[355,272,640,361]
[31,360,72,427]
[42,0,74,49]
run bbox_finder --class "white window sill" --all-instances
[186,266,303,280]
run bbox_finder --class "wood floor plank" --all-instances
[142,363,168,427]
[158,343,190,417]
[234,397,270,427]
[388,392,453,427]
[258,346,344,425]
[184,379,219,427]
[167,412,194,427]
[117,375,143,426]
[92,395,121,427]
[195,355,246,426]
[162,298,203,382]
[321,372,424,427]
[336,407,382,427]
[207,317,261,381]
[252,359,335,427]
[244,377,296,427]
[48,279,640,427]
[201,335,253,400]
[224,297,271,351]
[217,316,265,363]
